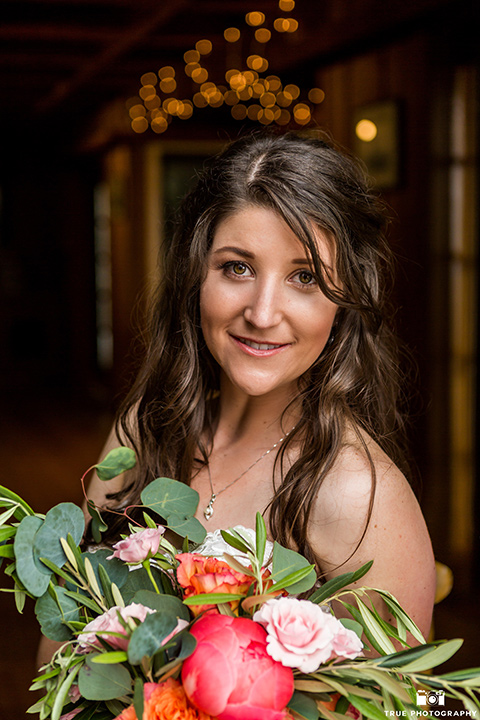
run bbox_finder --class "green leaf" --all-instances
[183,592,245,606]
[78,655,132,700]
[14,515,51,596]
[165,513,206,543]
[51,664,81,720]
[121,566,169,604]
[288,690,320,720]
[0,485,35,516]
[0,543,15,558]
[98,562,115,607]
[127,612,178,665]
[354,598,396,654]
[34,503,85,570]
[397,639,464,672]
[141,477,199,519]
[272,542,316,594]
[35,585,80,641]
[347,695,388,720]
[220,530,252,554]
[134,677,144,720]
[374,589,425,645]
[270,565,318,592]
[376,643,442,669]
[95,446,136,481]
[91,651,129,664]
[339,618,364,639]
[309,561,374,604]
[0,526,17,542]
[0,504,21,526]
[80,549,129,592]
[87,500,108,544]
[255,512,267,565]
[133,589,191,621]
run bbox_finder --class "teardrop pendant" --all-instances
[204,493,216,520]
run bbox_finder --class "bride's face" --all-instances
[200,205,338,399]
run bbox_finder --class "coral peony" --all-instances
[78,603,154,651]
[176,553,252,615]
[114,678,214,720]
[108,526,165,563]
[254,597,362,672]
[182,614,294,720]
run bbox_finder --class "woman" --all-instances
[86,132,436,640]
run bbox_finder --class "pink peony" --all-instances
[108,526,165,563]
[60,710,82,720]
[254,597,361,673]
[182,614,294,720]
[78,602,154,651]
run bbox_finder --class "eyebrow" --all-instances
[212,245,311,265]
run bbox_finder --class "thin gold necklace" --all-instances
[203,426,295,520]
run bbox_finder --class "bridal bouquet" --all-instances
[1,448,479,720]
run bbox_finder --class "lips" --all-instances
[231,335,290,356]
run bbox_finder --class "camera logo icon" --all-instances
[416,690,446,706]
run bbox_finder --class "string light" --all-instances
[131,2,325,135]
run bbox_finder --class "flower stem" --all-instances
[143,560,160,594]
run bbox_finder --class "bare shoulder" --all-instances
[308,430,436,638]
[83,416,136,515]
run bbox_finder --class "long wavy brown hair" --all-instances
[103,131,410,569]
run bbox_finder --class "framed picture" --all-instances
[353,100,400,190]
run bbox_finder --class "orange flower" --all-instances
[115,679,215,720]
[176,553,252,615]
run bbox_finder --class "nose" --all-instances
[243,278,284,329]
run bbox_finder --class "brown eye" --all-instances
[232,262,248,275]
[298,270,314,285]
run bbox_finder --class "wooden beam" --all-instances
[35,0,191,114]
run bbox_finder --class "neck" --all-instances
[213,378,300,450]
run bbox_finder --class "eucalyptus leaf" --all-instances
[127,612,178,665]
[78,655,132,700]
[288,690,320,720]
[121,566,168,604]
[95,446,136,481]
[35,585,80,641]
[14,515,51,597]
[34,503,85,570]
[141,477,200,519]
[82,549,129,591]
[133,589,190,621]
[272,542,316,594]
[165,513,206,543]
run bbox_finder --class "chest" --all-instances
[190,453,280,535]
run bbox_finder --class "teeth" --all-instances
[242,339,282,350]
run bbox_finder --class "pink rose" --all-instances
[78,603,154,651]
[254,597,361,673]
[331,623,364,660]
[182,614,294,720]
[108,526,165,563]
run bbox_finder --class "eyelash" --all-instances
[218,261,318,288]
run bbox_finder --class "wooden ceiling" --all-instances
[0,0,470,148]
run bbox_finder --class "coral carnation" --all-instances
[115,678,214,720]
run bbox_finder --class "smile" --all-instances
[231,335,290,356]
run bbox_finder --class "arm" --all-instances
[308,439,436,641]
